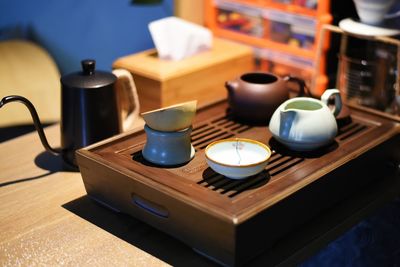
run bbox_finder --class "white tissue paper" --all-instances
[148,16,213,61]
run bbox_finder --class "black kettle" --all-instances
[0,59,140,169]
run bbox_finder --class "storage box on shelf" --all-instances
[205,0,332,96]
[264,0,329,16]
[112,38,254,113]
[255,50,329,97]
[254,46,328,93]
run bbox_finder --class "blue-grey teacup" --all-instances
[142,124,195,166]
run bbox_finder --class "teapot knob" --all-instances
[81,59,96,75]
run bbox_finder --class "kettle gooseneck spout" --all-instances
[0,95,62,156]
[279,109,297,140]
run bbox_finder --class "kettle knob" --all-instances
[81,59,95,75]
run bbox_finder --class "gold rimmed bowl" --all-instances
[205,138,271,179]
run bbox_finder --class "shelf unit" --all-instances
[205,0,332,95]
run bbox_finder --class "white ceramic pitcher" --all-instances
[269,89,342,151]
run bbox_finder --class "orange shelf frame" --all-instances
[205,0,331,56]
[204,0,332,95]
[209,0,330,18]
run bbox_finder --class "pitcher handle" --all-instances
[112,69,140,132]
[321,89,342,117]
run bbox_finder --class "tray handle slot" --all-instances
[132,194,169,218]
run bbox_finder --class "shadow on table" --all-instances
[0,150,71,187]
[62,173,400,267]
[62,195,219,267]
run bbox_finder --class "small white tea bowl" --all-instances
[205,138,272,179]
[141,100,197,132]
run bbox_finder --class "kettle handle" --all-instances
[321,89,342,117]
[112,69,140,132]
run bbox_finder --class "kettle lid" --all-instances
[61,59,116,89]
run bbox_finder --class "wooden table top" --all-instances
[2,120,399,266]
[0,124,217,266]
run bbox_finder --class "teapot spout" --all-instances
[0,95,62,156]
[225,80,239,94]
[279,109,297,140]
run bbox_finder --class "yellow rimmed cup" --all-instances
[205,138,271,179]
[141,100,197,132]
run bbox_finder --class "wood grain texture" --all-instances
[0,125,215,267]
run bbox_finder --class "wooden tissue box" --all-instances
[112,38,254,112]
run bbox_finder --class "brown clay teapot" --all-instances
[225,72,306,124]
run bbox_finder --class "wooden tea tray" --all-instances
[76,100,400,266]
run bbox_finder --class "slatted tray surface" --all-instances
[85,101,397,223]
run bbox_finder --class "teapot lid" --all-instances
[61,59,116,89]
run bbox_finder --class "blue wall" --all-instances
[0,0,173,74]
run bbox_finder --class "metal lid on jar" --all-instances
[61,59,116,89]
